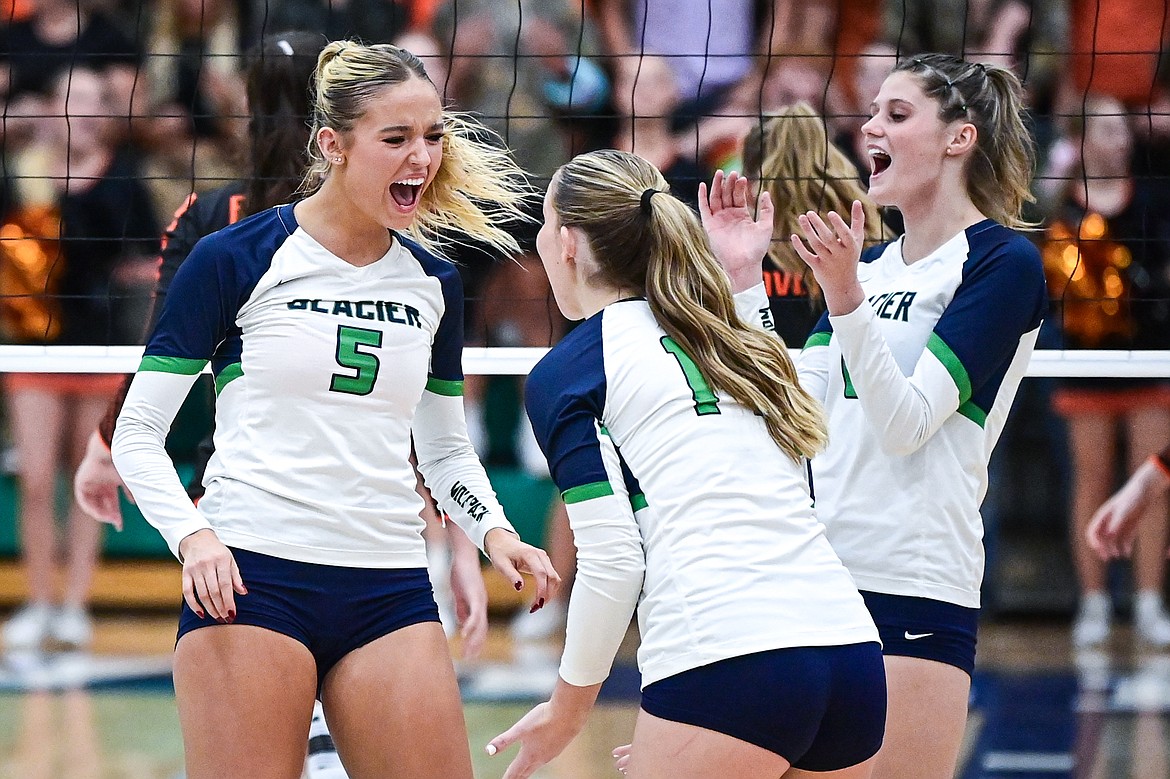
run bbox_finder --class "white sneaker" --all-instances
[50,605,93,650]
[510,598,568,643]
[1073,592,1112,648]
[3,603,55,651]
[1134,592,1170,648]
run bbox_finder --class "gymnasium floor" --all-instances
[0,614,1168,779]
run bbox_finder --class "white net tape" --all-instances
[0,346,1166,378]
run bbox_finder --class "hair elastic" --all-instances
[277,39,294,56]
[640,188,662,214]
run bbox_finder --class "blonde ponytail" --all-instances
[554,150,827,461]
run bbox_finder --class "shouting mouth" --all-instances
[390,177,425,208]
[868,148,892,178]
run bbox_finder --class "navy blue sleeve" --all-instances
[934,226,1046,408]
[524,318,610,499]
[400,236,465,384]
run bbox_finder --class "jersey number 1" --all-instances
[660,336,720,415]
[331,325,382,396]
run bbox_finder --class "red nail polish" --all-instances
[514,581,523,591]
[196,610,205,619]
[228,610,236,620]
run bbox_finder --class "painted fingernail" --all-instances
[196,609,205,619]
[514,580,523,591]
[228,610,236,620]
[486,744,497,756]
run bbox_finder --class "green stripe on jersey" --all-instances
[562,481,614,504]
[926,333,972,404]
[630,493,648,512]
[138,355,207,374]
[214,362,243,395]
[803,331,831,349]
[957,400,987,427]
[426,377,464,396]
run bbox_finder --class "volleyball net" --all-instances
[0,0,1168,380]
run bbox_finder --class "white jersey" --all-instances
[796,220,1046,608]
[112,203,515,566]
[526,299,877,689]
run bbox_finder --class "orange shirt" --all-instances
[1071,0,1170,106]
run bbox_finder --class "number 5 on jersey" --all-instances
[661,336,720,415]
[331,325,382,396]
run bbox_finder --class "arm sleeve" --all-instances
[525,355,644,687]
[733,282,776,333]
[411,253,516,551]
[559,493,645,687]
[831,241,1045,456]
[112,230,243,558]
[412,389,517,552]
[112,369,210,559]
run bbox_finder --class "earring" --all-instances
[333,157,344,164]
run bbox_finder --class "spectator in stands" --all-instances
[1063,0,1169,113]
[0,0,142,127]
[884,0,1067,71]
[1038,93,1170,649]
[591,0,757,132]
[139,0,246,217]
[609,55,706,211]
[267,0,436,47]
[0,66,159,652]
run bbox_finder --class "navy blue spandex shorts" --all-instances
[640,642,886,771]
[176,547,440,690]
[861,591,979,676]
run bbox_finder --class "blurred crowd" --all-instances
[1,0,1170,649]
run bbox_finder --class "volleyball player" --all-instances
[487,150,884,779]
[775,54,1046,779]
[111,40,558,778]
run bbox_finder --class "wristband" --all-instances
[1151,452,1170,480]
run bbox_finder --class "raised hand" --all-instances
[698,169,774,293]
[790,200,867,316]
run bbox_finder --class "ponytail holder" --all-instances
[640,188,662,214]
[277,39,294,56]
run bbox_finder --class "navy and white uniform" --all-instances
[793,220,1045,612]
[525,299,878,690]
[112,202,516,567]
